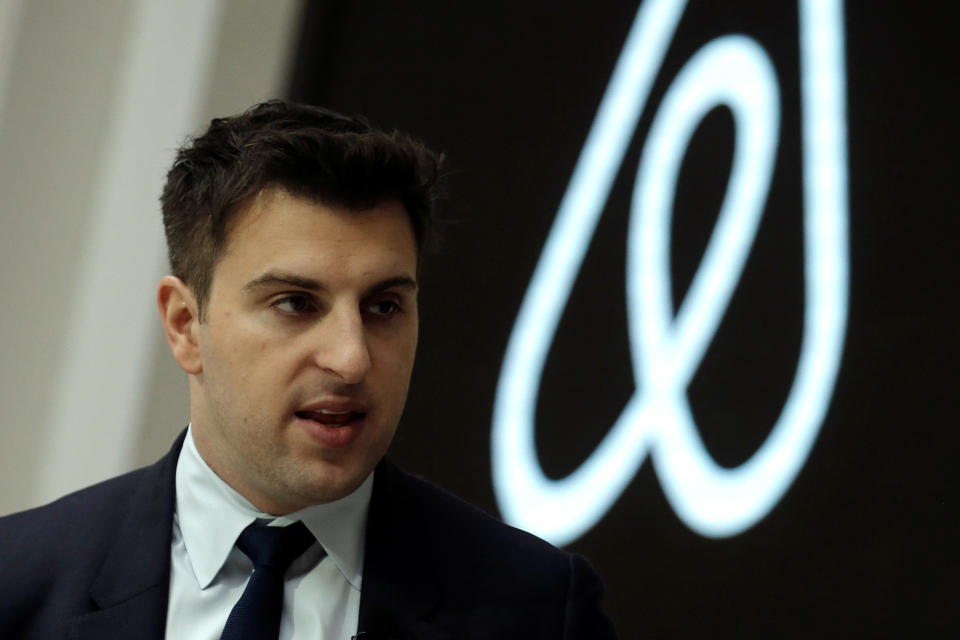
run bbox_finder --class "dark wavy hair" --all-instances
[160,99,443,320]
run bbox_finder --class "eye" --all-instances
[274,294,318,314]
[364,299,401,318]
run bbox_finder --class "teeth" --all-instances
[319,409,351,415]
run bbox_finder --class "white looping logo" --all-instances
[492,0,849,545]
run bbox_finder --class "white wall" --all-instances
[0,0,303,515]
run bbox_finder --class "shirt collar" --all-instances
[175,425,372,590]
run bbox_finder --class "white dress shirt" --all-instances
[165,426,372,640]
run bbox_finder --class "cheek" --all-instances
[212,316,271,359]
[202,323,274,387]
[387,333,418,373]
[370,336,417,388]
[390,344,418,405]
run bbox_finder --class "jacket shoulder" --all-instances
[0,438,179,639]
[0,468,151,597]
[367,461,619,638]
[376,461,590,590]
[2,467,153,548]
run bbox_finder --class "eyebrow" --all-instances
[242,270,418,297]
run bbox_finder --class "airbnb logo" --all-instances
[491,0,849,544]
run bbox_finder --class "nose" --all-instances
[313,306,371,384]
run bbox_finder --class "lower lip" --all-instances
[295,414,365,449]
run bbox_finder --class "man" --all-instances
[0,101,617,639]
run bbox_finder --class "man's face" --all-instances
[189,189,418,513]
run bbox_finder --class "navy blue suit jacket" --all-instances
[0,432,617,639]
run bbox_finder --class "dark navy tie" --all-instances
[220,521,318,640]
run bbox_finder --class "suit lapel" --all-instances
[71,431,185,640]
[357,460,451,640]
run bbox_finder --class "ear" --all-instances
[157,275,203,375]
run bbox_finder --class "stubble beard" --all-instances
[206,394,383,512]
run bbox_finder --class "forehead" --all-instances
[216,189,418,285]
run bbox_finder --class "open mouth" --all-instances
[295,409,365,426]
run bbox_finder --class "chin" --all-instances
[290,461,375,505]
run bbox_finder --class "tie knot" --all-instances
[235,521,315,573]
